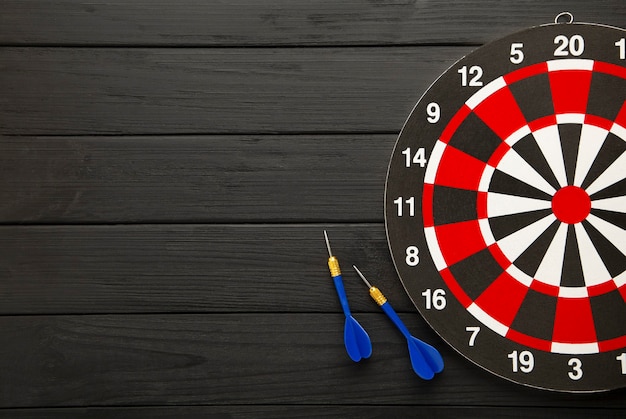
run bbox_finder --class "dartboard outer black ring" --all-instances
[385,21,626,393]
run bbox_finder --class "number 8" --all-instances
[405,246,419,266]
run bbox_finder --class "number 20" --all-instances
[554,34,585,56]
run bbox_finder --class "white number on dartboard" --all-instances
[616,38,626,59]
[554,34,585,56]
[458,65,483,87]
[617,353,626,374]
[422,288,446,310]
[394,196,415,216]
[426,102,440,123]
[405,246,420,266]
[510,42,524,64]
[401,147,427,167]
[508,350,534,373]
[568,358,583,380]
[465,326,480,346]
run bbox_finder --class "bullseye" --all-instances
[551,185,591,224]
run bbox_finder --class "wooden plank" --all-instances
[1,313,625,408]
[0,46,469,135]
[0,224,412,315]
[0,135,391,224]
[3,406,626,419]
[1,1,624,46]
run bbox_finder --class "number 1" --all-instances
[616,38,626,59]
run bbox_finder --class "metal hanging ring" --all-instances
[555,11,574,24]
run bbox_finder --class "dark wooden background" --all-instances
[1,1,625,417]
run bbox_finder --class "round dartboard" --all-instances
[385,17,626,392]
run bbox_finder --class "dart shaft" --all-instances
[380,300,412,340]
[367,286,411,339]
[331,273,352,316]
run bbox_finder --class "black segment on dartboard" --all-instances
[590,291,626,342]
[558,124,583,186]
[591,207,626,230]
[509,287,557,342]
[432,186,477,225]
[582,132,626,192]
[511,132,561,190]
[586,71,626,121]
[560,224,586,288]
[447,247,502,300]
[512,218,561,278]
[583,219,626,278]
[488,209,553,242]
[508,72,555,122]
[590,177,626,203]
[489,169,553,200]
[447,112,503,164]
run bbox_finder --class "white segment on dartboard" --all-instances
[574,124,610,187]
[494,149,557,195]
[532,125,569,187]
[586,152,626,196]
[487,192,551,218]
[495,213,557,262]
[592,195,626,213]
[574,223,614,287]
[533,222,568,287]
[585,213,626,256]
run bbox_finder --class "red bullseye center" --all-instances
[551,186,591,224]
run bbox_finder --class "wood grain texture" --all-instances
[0,47,468,135]
[1,313,625,408]
[3,406,626,419]
[1,1,624,46]
[2,1,625,416]
[0,225,408,315]
[0,135,391,223]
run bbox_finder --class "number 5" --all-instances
[510,43,524,64]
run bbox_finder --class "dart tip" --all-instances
[323,230,333,257]
[352,265,373,289]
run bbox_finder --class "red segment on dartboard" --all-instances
[434,146,486,191]
[529,280,560,297]
[487,243,513,270]
[549,70,592,114]
[614,101,626,128]
[477,191,488,219]
[552,297,597,344]
[473,86,528,140]
[422,183,435,227]
[440,105,471,144]
[620,284,626,303]
[528,115,557,132]
[434,220,487,267]
[440,267,473,308]
[593,61,626,79]
[587,280,617,297]
[506,328,552,352]
[503,62,548,84]
[599,335,626,352]
[475,271,528,327]
[584,114,614,131]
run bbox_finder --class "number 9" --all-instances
[426,102,440,123]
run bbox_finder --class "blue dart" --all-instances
[353,265,444,379]
[323,231,372,362]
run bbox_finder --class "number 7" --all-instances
[466,326,480,346]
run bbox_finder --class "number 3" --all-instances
[568,358,583,380]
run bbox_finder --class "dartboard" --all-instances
[385,18,626,392]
